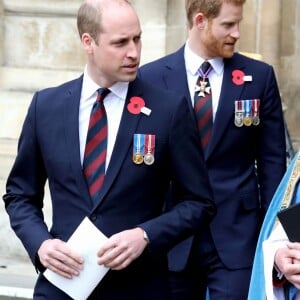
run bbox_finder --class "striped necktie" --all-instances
[194,61,213,154]
[83,88,110,203]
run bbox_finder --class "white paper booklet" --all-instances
[44,217,109,300]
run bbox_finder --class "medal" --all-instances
[133,134,145,165]
[195,79,211,97]
[144,153,154,165]
[234,100,244,127]
[143,134,155,165]
[133,153,144,164]
[252,116,260,126]
[243,100,252,126]
[252,99,260,126]
[235,114,244,127]
[243,116,252,126]
[195,63,212,97]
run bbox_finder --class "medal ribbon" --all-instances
[244,100,252,118]
[197,64,212,79]
[133,134,145,156]
[252,99,260,116]
[235,100,243,112]
[144,134,155,155]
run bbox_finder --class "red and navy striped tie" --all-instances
[194,61,213,154]
[83,88,110,203]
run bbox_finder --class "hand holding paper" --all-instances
[44,217,109,300]
[275,243,300,289]
[38,238,84,279]
[98,227,148,270]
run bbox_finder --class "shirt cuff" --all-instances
[272,266,287,287]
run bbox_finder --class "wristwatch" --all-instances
[143,230,150,244]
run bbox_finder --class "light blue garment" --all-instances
[248,151,300,300]
[206,288,210,300]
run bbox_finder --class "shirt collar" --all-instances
[184,40,224,76]
[81,65,129,101]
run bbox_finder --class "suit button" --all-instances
[90,214,97,221]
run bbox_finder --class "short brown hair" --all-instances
[77,0,132,44]
[77,2,102,43]
[185,0,246,28]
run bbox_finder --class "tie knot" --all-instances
[97,88,110,102]
[200,61,211,74]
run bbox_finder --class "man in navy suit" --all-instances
[2,0,216,299]
[138,0,286,299]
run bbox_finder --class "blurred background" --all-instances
[0,0,299,295]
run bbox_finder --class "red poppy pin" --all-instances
[232,69,253,86]
[127,96,151,116]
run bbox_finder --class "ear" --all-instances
[194,13,207,30]
[81,33,94,54]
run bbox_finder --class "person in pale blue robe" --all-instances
[248,151,300,300]
[274,240,300,297]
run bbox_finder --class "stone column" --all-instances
[0,0,3,66]
[279,0,300,147]
[258,0,282,74]
[166,0,186,54]
[239,0,258,53]
[132,1,168,64]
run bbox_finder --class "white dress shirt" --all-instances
[184,40,224,122]
[79,67,127,171]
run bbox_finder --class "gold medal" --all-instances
[243,100,252,126]
[144,153,155,165]
[133,134,145,164]
[243,116,252,126]
[133,153,144,165]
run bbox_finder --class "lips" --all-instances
[127,64,137,68]
[123,63,139,72]
[225,39,236,46]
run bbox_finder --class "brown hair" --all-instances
[185,0,246,28]
[77,0,132,44]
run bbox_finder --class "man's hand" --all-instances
[97,227,148,270]
[275,242,300,289]
[38,239,84,279]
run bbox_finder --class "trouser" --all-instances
[169,231,252,300]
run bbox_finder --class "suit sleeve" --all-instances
[3,92,52,265]
[256,66,286,213]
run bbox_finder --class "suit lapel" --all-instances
[206,55,246,158]
[63,76,92,205]
[92,79,144,208]
[163,47,194,114]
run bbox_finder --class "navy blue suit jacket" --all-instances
[3,76,216,298]
[138,46,286,271]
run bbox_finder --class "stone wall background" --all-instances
[0,0,299,261]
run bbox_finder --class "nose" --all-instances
[127,41,140,59]
[231,24,240,40]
